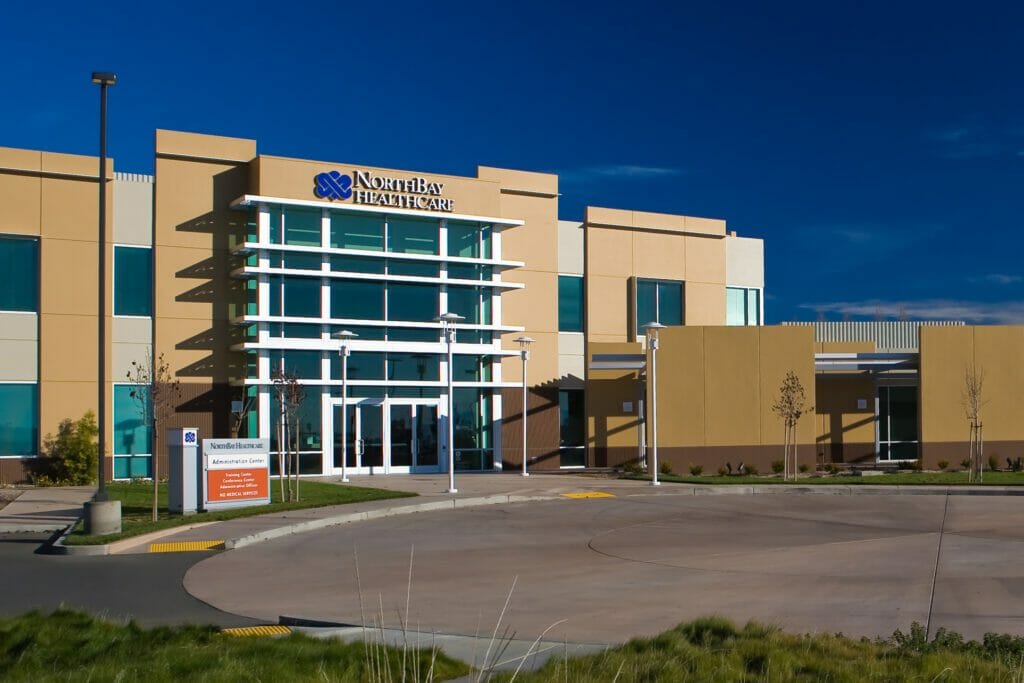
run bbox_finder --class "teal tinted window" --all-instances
[559,390,585,447]
[331,255,384,274]
[331,213,383,251]
[281,252,322,271]
[284,208,321,246]
[447,221,479,258]
[113,384,151,456]
[388,353,440,381]
[332,352,385,381]
[274,351,322,379]
[726,287,760,326]
[388,217,438,255]
[283,277,321,318]
[0,384,37,456]
[389,260,439,277]
[269,323,322,338]
[481,225,492,259]
[636,278,683,332]
[388,283,437,322]
[269,391,322,452]
[447,286,488,325]
[453,355,491,382]
[388,327,438,342]
[113,247,152,316]
[246,209,258,243]
[558,275,583,332]
[0,236,38,312]
[331,280,384,320]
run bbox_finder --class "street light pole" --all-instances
[332,330,357,483]
[435,312,464,494]
[644,322,666,487]
[92,71,116,502]
[514,336,534,477]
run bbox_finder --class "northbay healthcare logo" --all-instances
[314,169,453,212]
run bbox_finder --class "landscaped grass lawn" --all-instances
[5,610,1024,682]
[65,480,415,545]
[625,471,1024,486]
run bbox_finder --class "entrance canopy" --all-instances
[815,352,918,372]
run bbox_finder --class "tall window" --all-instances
[558,275,583,332]
[559,390,585,467]
[878,386,919,461]
[726,287,761,326]
[113,384,151,478]
[635,278,683,334]
[0,236,38,312]
[113,246,152,316]
[0,383,37,456]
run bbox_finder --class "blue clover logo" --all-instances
[314,171,353,201]
[184,431,197,444]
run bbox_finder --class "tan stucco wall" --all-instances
[585,342,643,467]
[584,206,728,342]
[919,326,1024,466]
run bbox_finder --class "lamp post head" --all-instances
[434,312,465,325]
[642,321,667,338]
[513,335,535,349]
[91,72,117,86]
[332,329,357,354]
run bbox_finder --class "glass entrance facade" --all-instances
[877,385,919,461]
[236,203,518,476]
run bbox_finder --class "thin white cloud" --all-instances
[799,299,1024,325]
[559,165,684,183]
[925,125,1020,160]
[967,274,1022,286]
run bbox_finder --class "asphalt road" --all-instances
[184,492,1024,644]
[0,533,258,627]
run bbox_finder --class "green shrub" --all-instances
[937,459,949,471]
[771,459,785,474]
[961,457,972,470]
[988,453,1000,472]
[909,458,924,472]
[798,463,809,473]
[824,462,840,475]
[31,412,98,486]
[1008,457,1023,473]
[659,460,673,475]
[622,460,643,474]
[744,464,759,476]
[717,465,728,476]
[689,463,703,476]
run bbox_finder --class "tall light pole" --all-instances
[92,71,115,502]
[84,71,120,536]
[435,312,464,494]
[514,336,534,477]
[643,322,666,487]
[333,330,357,483]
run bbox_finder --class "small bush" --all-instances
[30,412,98,486]
[689,463,703,476]
[717,465,728,476]
[744,464,759,476]
[1008,457,1023,473]
[824,462,840,475]
[937,460,949,471]
[659,461,673,475]
[622,460,643,474]
[798,463,809,473]
[771,459,785,474]
[961,457,972,470]
[988,453,1000,472]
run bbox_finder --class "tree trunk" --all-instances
[294,421,301,502]
[277,416,285,502]
[152,418,159,522]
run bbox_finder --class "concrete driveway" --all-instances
[184,491,1024,644]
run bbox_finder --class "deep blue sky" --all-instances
[4,1,1023,323]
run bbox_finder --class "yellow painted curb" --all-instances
[149,540,225,553]
[561,492,615,499]
[222,625,292,637]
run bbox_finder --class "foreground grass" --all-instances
[66,480,414,545]
[498,617,1024,682]
[0,610,468,682]
[626,470,1024,486]
[7,612,1024,682]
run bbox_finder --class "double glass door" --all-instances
[333,400,439,474]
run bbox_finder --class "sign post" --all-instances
[167,428,199,515]
[202,438,271,511]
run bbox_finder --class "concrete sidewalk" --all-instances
[54,473,1024,556]
[0,486,94,533]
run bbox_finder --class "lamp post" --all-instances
[514,336,534,477]
[435,312,464,493]
[643,322,666,487]
[92,71,116,502]
[332,330,357,483]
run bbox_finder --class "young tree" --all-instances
[771,371,809,481]
[271,369,305,502]
[962,364,986,483]
[126,352,183,522]
[230,390,254,438]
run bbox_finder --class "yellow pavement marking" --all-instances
[222,625,292,637]
[149,540,225,553]
[561,491,616,499]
